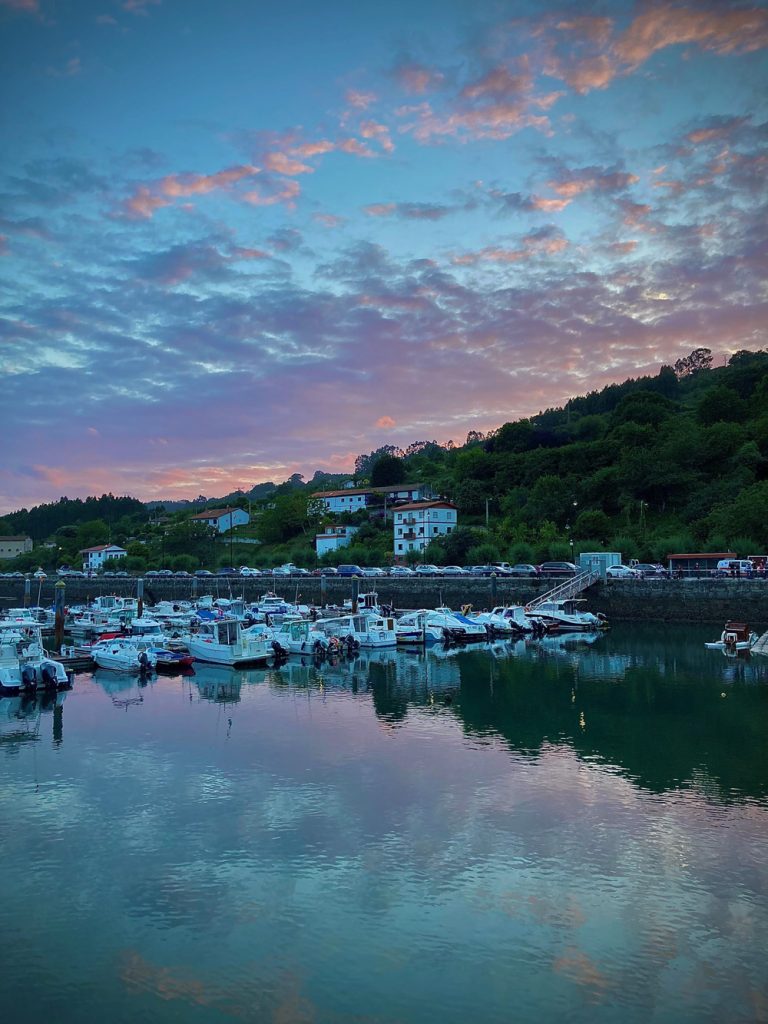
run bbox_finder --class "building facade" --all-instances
[393,501,458,557]
[0,536,33,560]
[80,544,128,570]
[190,507,250,533]
[312,483,433,514]
[315,525,359,557]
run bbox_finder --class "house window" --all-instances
[433,527,438,533]
[397,543,403,552]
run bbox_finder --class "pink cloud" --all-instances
[242,178,300,207]
[363,203,396,217]
[547,169,639,198]
[346,89,377,109]
[358,120,394,152]
[159,164,259,198]
[119,164,260,219]
[230,246,270,261]
[337,138,376,158]
[394,62,445,94]
[290,139,336,158]
[398,100,552,143]
[461,65,530,100]
[530,196,571,212]
[610,240,639,254]
[263,152,314,175]
[313,212,345,228]
[549,4,768,94]
[376,416,396,428]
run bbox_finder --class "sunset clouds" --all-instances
[1,0,767,509]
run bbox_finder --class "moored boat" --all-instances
[0,620,71,691]
[704,621,758,652]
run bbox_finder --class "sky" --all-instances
[1,0,767,512]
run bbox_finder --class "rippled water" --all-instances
[1,624,767,1023]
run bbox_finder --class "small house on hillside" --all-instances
[80,544,127,571]
[315,525,359,557]
[190,507,250,534]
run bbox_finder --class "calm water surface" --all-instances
[1,624,767,1023]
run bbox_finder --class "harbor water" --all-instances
[1,624,767,1023]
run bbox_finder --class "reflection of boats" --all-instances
[705,621,758,652]
[0,619,71,692]
[0,690,67,745]
[533,631,603,651]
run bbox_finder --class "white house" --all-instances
[312,483,433,514]
[393,501,458,557]
[80,544,127,571]
[315,525,359,557]
[189,507,250,534]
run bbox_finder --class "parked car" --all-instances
[605,564,640,578]
[292,568,312,577]
[271,566,292,577]
[362,567,387,577]
[716,558,755,577]
[538,561,578,576]
[441,565,467,576]
[313,567,337,576]
[194,569,214,578]
[145,570,162,577]
[337,564,364,577]
[508,564,540,577]
[468,565,495,576]
[217,567,239,576]
[633,563,668,578]
[414,564,443,576]
[115,570,130,578]
[174,571,192,578]
[390,566,414,576]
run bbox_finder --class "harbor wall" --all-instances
[1,578,767,624]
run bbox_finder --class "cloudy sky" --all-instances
[1,0,766,511]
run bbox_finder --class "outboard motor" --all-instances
[344,634,360,654]
[138,650,151,673]
[21,665,37,691]
[271,640,288,659]
[40,664,58,690]
[313,638,327,656]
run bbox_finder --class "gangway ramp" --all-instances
[525,569,600,613]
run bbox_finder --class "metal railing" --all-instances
[525,569,600,612]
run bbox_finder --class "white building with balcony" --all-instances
[189,507,250,534]
[393,501,458,557]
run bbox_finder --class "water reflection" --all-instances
[0,689,67,752]
[1,625,766,1024]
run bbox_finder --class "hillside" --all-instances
[2,348,766,571]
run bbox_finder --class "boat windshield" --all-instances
[215,620,240,645]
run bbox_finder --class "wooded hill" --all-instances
[2,348,767,571]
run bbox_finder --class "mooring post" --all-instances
[137,577,144,618]
[320,573,327,607]
[491,572,498,605]
[24,575,31,608]
[54,579,66,648]
[53,703,63,746]
[352,576,359,614]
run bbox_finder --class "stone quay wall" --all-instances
[2,577,767,624]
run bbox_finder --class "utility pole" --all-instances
[229,510,234,567]
[485,498,489,527]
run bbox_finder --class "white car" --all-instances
[606,564,640,578]
[362,567,386,577]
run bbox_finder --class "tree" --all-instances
[370,454,406,486]
[673,348,712,378]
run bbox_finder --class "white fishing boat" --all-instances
[471,605,536,635]
[0,619,71,691]
[704,621,758,652]
[185,617,272,666]
[91,638,157,673]
[268,618,329,655]
[314,613,397,648]
[528,599,606,633]
[395,609,487,645]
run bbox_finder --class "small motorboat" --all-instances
[91,638,158,673]
[704,621,758,652]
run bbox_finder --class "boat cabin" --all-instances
[723,621,751,643]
